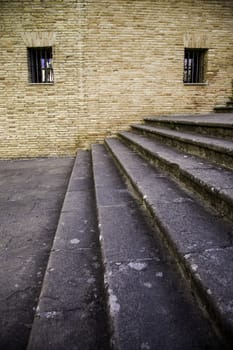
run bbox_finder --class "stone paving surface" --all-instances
[0,157,74,350]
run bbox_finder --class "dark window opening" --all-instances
[28,47,54,83]
[183,48,207,84]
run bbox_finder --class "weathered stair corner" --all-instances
[214,97,233,113]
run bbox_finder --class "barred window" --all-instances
[28,47,54,84]
[183,48,207,84]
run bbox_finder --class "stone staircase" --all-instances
[27,113,233,350]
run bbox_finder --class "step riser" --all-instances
[132,126,233,170]
[144,120,233,140]
[105,139,233,348]
[214,107,233,113]
[119,133,233,223]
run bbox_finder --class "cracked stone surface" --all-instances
[119,131,233,221]
[106,138,233,346]
[0,157,74,350]
[132,124,233,153]
[185,247,233,326]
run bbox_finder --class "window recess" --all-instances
[183,48,207,84]
[28,47,54,84]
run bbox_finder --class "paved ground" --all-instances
[0,157,74,350]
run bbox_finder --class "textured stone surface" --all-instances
[144,113,233,140]
[132,124,233,153]
[0,157,74,350]
[119,130,233,220]
[131,124,233,170]
[185,246,233,326]
[92,144,224,349]
[27,151,110,350]
[106,137,233,346]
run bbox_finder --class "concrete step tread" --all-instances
[131,124,233,154]
[119,131,233,221]
[144,113,233,128]
[27,151,109,350]
[91,143,224,350]
[105,137,233,346]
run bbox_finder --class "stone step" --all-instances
[119,131,233,223]
[131,124,233,170]
[226,101,233,107]
[105,137,233,348]
[27,151,110,350]
[91,143,225,350]
[214,106,233,113]
[144,113,233,140]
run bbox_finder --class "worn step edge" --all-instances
[132,123,233,156]
[27,151,110,350]
[131,124,233,170]
[144,117,233,140]
[91,145,118,350]
[119,131,233,223]
[105,138,233,349]
[144,115,233,128]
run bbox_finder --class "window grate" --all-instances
[183,49,207,84]
[28,47,54,83]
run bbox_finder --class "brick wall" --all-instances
[0,0,232,158]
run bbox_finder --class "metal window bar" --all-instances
[188,53,190,82]
[44,48,47,83]
[199,52,203,83]
[28,49,33,83]
[191,51,195,83]
[36,49,39,83]
[195,51,199,83]
[39,48,42,83]
[185,50,188,82]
